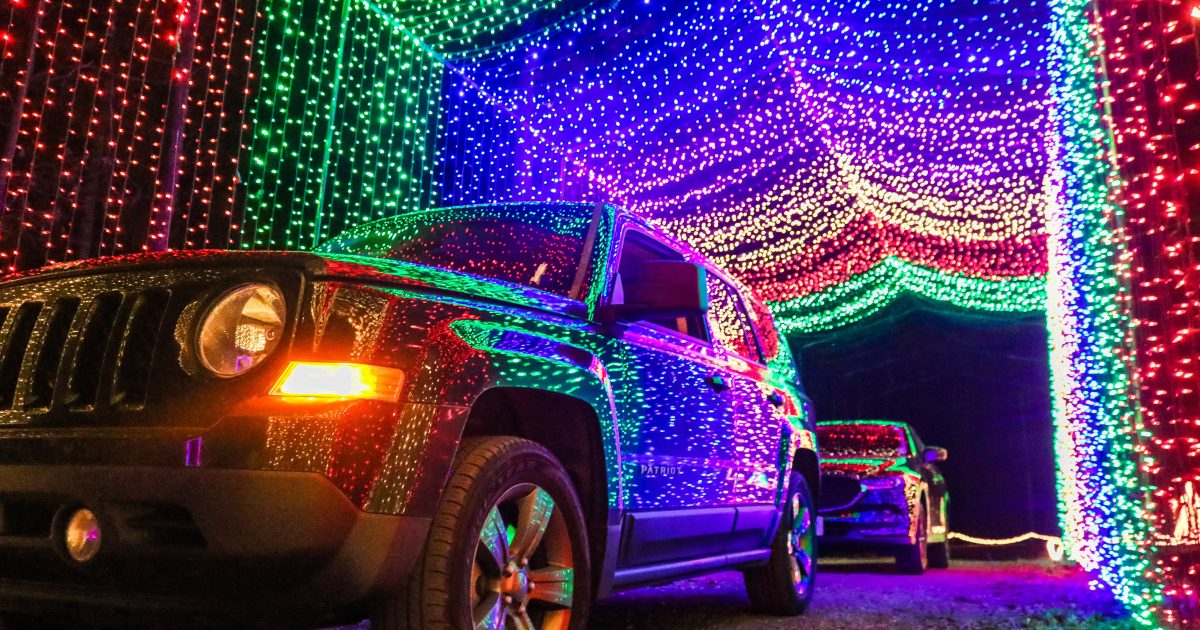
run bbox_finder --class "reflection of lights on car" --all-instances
[235,323,269,353]
[64,508,103,563]
[860,475,905,490]
[271,362,405,402]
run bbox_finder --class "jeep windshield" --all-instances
[816,423,911,459]
[316,203,595,297]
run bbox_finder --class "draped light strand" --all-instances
[1044,0,1157,623]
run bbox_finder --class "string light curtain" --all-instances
[1047,0,1200,624]
[0,0,1054,334]
[0,0,583,270]
[0,0,214,268]
[1092,0,1200,625]
[1045,0,1156,622]
[236,0,599,250]
[434,0,1055,333]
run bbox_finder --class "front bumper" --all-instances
[819,527,914,548]
[818,493,916,548]
[0,465,428,624]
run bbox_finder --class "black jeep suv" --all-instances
[0,203,817,629]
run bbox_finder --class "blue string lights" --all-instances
[434,0,1054,332]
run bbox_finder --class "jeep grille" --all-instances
[0,289,172,415]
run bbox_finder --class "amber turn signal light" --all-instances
[270,362,404,402]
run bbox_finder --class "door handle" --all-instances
[767,392,785,407]
[705,374,730,392]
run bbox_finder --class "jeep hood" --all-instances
[2,250,582,315]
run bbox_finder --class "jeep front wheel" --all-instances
[374,436,590,630]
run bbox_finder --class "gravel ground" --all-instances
[589,557,1135,630]
[332,556,1133,630]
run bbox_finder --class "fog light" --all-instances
[64,508,101,563]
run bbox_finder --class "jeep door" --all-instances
[602,227,740,567]
[704,272,787,551]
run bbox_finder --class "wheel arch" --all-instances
[459,386,617,599]
[790,447,820,505]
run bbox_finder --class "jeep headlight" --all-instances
[197,284,286,376]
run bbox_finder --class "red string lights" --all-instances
[0,0,259,272]
[1096,0,1200,623]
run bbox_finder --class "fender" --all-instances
[778,391,820,506]
[446,319,625,512]
[290,281,626,518]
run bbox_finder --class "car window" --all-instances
[909,430,925,455]
[706,275,760,361]
[816,423,912,458]
[745,296,780,365]
[613,230,708,342]
[316,204,593,297]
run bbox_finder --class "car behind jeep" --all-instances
[816,420,950,574]
[0,202,818,629]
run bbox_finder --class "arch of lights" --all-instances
[0,0,1054,329]
[0,0,1193,625]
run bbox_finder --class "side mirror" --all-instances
[923,447,948,463]
[599,261,709,324]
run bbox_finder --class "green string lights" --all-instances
[1044,0,1157,623]
[236,0,572,252]
[771,258,1047,335]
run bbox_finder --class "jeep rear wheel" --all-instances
[742,473,816,615]
[374,437,590,630]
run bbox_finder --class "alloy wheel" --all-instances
[471,483,574,630]
[787,492,815,596]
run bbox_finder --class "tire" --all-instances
[373,436,591,630]
[743,474,816,615]
[928,500,951,569]
[0,614,36,630]
[928,540,951,569]
[896,500,929,575]
[1,614,99,630]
